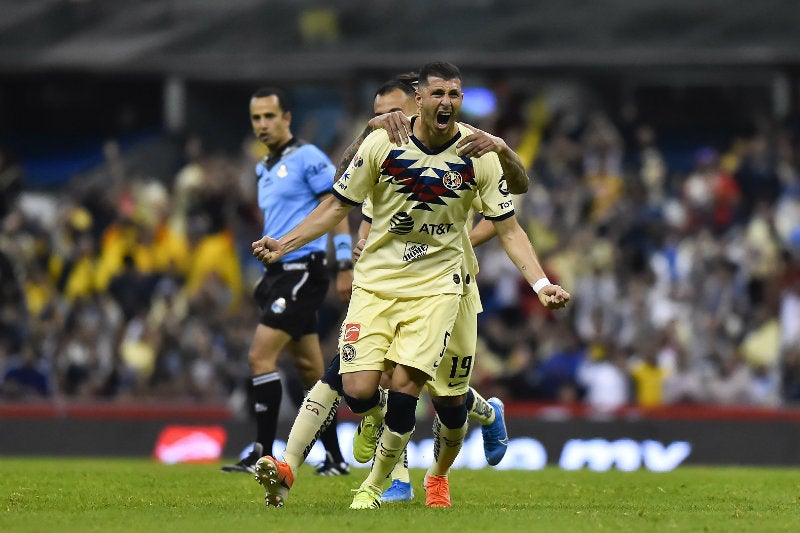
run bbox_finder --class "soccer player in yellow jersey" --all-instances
[353,74,529,506]
[247,74,521,508]
[252,61,570,510]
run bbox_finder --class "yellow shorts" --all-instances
[426,287,481,397]
[338,286,460,378]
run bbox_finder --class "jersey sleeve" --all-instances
[361,196,373,223]
[303,145,337,196]
[333,130,386,206]
[475,153,515,220]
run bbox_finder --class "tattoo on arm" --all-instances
[499,150,529,194]
[334,125,371,183]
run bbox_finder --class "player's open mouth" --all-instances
[436,111,451,127]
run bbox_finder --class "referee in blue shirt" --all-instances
[222,87,353,475]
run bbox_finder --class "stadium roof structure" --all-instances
[2,0,800,81]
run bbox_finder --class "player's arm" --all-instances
[357,219,371,241]
[333,111,412,182]
[456,124,529,194]
[491,215,570,309]
[469,216,496,248]
[333,125,371,183]
[352,220,371,262]
[330,202,354,302]
[253,195,356,265]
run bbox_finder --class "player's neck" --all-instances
[412,118,457,150]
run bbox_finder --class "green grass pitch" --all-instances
[1,458,798,533]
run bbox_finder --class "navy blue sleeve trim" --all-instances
[332,188,362,207]
[483,210,515,222]
[363,215,373,224]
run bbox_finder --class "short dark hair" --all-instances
[417,62,461,88]
[375,72,418,98]
[251,86,290,112]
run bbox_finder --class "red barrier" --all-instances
[2,400,800,421]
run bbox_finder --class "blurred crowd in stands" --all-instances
[2,86,800,416]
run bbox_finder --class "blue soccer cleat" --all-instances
[381,479,414,502]
[482,397,508,466]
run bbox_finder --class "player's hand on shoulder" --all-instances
[537,284,571,310]
[368,111,411,146]
[456,122,508,158]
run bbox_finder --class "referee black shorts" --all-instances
[254,252,330,340]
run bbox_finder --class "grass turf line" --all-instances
[1,458,798,533]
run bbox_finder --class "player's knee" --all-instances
[321,358,344,394]
[342,372,380,399]
[465,388,475,410]
[385,391,418,434]
[343,389,381,415]
[432,399,467,429]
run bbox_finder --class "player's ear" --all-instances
[283,110,292,124]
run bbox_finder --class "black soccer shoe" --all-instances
[314,451,350,476]
[221,442,263,474]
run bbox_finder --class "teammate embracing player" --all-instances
[251,63,570,510]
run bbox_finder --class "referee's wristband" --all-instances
[531,277,551,294]
[333,234,353,262]
[336,259,354,271]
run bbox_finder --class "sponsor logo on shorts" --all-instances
[343,323,361,342]
[442,170,463,190]
[402,241,428,262]
[389,211,414,235]
[270,297,286,314]
[453,274,460,284]
[341,344,356,362]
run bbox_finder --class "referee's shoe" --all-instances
[221,442,263,474]
[314,451,350,476]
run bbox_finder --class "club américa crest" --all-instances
[442,170,463,190]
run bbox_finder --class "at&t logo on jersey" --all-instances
[419,222,453,235]
[402,241,429,262]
